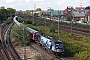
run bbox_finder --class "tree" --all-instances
[26,10,30,15]
[66,15,72,21]
[16,10,23,15]
[7,8,16,17]
[50,24,55,33]
[66,6,75,10]
[6,17,13,24]
[85,6,90,9]
[0,6,5,9]
[0,8,8,20]
[11,25,30,45]
[0,6,16,21]
[36,8,41,11]
[71,7,75,10]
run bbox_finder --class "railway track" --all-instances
[29,17,90,36]
[14,15,78,60]
[18,15,90,36]
[29,41,77,60]
[0,22,21,60]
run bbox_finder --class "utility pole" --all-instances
[58,14,60,35]
[50,10,51,20]
[32,10,34,23]
[33,4,36,23]
[70,15,72,35]
[69,9,73,35]
[58,10,61,35]
[44,19,46,34]
[22,21,27,60]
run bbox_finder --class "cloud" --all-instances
[24,0,48,2]
[75,0,88,3]
[25,0,30,2]
[33,0,47,2]
[58,0,65,5]
[47,2,50,4]
[6,0,19,3]
[58,2,61,5]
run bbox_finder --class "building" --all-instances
[85,10,90,24]
[72,10,89,23]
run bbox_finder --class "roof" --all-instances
[41,36,51,43]
[72,10,89,17]
[46,10,66,16]
[27,27,38,33]
[51,39,62,43]
[13,16,21,25]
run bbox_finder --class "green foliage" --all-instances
[32,22,36,26]
[75,51,90,60]
[7,7,16,17]
[36,8,41,11]
[11,24,30,45]
[6,17,13,24]
[74,23,89,27]
[0,8,7,20]
[34,13,39,17]
[0,6,16,20]
[50,24,55,33]
[53,15,58,17]
[66,15,72,21]
[18,17,32,24]
[33,54,41,60]
[85,6,90,9]
[27,24,90,60]
[0,6,5,9]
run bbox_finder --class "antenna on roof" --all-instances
[34,4,36,10]
[80,1,82,7]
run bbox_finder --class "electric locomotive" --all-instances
[40,35,64,55]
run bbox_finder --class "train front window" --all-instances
[55,42,63,49]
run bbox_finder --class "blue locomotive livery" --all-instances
[40,35,64,54]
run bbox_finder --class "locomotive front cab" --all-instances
[55,42,64,53]
[51,41,64,55]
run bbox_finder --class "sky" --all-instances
[0,0,90,11]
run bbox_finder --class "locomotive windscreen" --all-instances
[55,42,63,49]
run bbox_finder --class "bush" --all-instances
[6,17,13,24]
[33,54,41,60]
[50,24,55,33]
[11,24,30,45]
